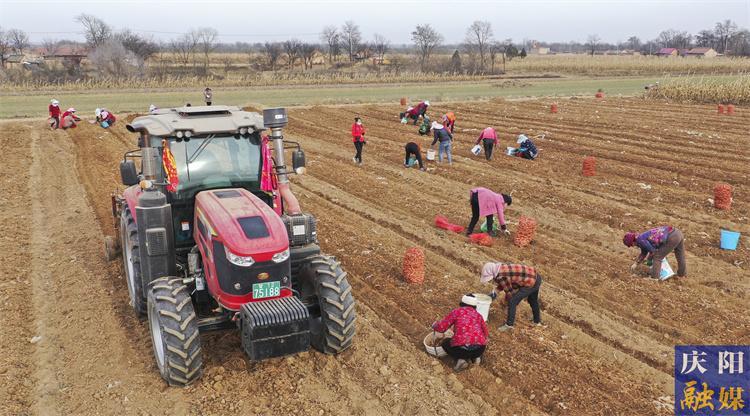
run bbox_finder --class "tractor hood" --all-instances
[195,188,288,261]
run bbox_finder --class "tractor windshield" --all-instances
[169,135,262,198]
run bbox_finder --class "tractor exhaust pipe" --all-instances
[263,108,301,214]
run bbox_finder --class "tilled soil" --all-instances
[1,97,747,415]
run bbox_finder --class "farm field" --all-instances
[1,74,746,119]
[0,97,748,415]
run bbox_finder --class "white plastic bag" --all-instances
[656,258,675,281]
[471,144,482,155]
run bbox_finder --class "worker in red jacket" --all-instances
[48,99,61,129]
[96,108,116,128]
[400,100,430,125]
[475,127,498,161]
[351,117,366,165]
[432,294,488,372]
[60,108,81,129]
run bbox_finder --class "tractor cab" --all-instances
[111,106,355,387]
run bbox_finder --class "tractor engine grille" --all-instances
[282,214,317,247]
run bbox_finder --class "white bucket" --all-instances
[471,144,482,156]
[426,149,436,161]
[506,146,516,156]
[473,293,492,322]
[423,329,453,357]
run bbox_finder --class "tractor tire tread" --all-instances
[306,254,356,355]
[121,204,147,319]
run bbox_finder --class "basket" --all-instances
[424,329,453,357]
[426,149,436,161]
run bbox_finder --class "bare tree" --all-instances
[0,28,10,67]
[283,39,302,70]
[195,27,218,74]
[372,33,390,60]
[7,29,29,53]
[89,38,140,77]
[171,33,197,67]
[715,19,738,53]
[464,21,493,72]
[411,24,443,71]
[657,29,692,49]
[41,38,61,56]
[262,42,282,71]
[586,34,601,55]
[627,36,641,51]
[117,30,159,62]
[75,14,111,48]
[320,25,339,64]
[301,43,317,70]
[340,21,361,62]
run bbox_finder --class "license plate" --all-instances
[252,281,281,299]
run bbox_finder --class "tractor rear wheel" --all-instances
[147,277,203,387]
[120,203,146,318]
[306,255,356,354]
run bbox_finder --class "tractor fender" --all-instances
[122,185,142,222]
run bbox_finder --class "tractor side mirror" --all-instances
[120,160,139,186]
[292,149,306,175]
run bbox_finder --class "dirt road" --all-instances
[1,97,747,415]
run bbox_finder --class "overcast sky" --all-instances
[1,0,748,45]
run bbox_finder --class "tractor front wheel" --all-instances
[121,203,146,318]
[307,255,356,354]
[147,277,203,387]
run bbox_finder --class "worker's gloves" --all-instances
[503,229,511,236]
[630,263,638,272]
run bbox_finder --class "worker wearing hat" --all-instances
[623,225,686,279]
[60,107,81,129]
[48,99,61,129]
[432,294,488,372]
[430,121,453,164]
[481,262,543,332]
[400,100,430,125]
[514,134,538,160]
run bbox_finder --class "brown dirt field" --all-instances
[0,97,747,415]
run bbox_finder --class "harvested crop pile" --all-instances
[514,216,538,247]
[402,247,425,284]
[582,156,596,176]
[714,183,733,210]
[469,233,493,247]
[435,215,465,233]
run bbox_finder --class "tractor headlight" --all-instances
[224,246,255,267]
[176,131,184,139]
[239,127,248,135]
[184,130,192,138]
[272,248,290,263]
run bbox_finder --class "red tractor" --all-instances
[108,106,355,386]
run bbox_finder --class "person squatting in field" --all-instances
[404,142,426,171]
[481,262,543,332]
[48,99,61,129]
[60,108,81,129]
[466,187,512,237]
[475,127,498,161]
[514,134,538,160]
[351,116,366,165]
[95,108,116,128]
[430,121,453,164]
[442,112,456,133]
[623,225,687,279]
[432,294,489,372]
[400,100,430,125]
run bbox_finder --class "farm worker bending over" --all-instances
[514,134,538,160]
[60,108,81,129]
[418,115,432,136]
[623,225,686,279]
[351,117,366,165]
[481,262,543,332]
[95,108,117,128]
[404,142,426,171]
[48,99,61,129]
[400,100,430,125]
[442,112,456,133]
[430,122,453,164]
[204,87,213,105]
[432,294,489,372]
[475,127,498,161]
[466,187,511,237]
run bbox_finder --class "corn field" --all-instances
[505,55,750,76]
[645,74,750,104]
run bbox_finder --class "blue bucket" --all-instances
[720,229,741,250]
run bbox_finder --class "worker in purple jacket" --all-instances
[623,225,686,278]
